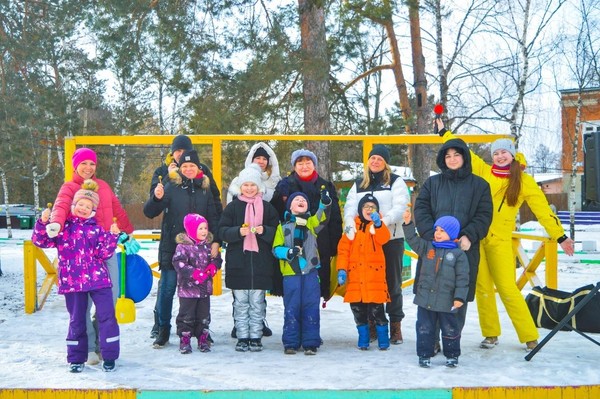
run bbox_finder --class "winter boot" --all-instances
[303,347,317,355]
[446,357,459,368]
[179,332,192,354]
[262,321,273,337]
[153,327,170,348]
[150,324,159,339]
[357,324,370,350]
[69,363,85,373]
[368,319,377,342]
[419,357,431,368]
[235,338,250,352]
[390,321,403,344]
[198,329,211,352]
[480,336,499,349]
[376,324,390,350]
[249,338,264,352]
[102,359,116,372]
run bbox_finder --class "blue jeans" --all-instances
[157,269,178,328]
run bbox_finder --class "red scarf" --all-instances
[491,164,510,178]
[238,193,264,252]
[298,170,318,182]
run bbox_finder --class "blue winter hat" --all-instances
[434,216,461,241]
[290,149,317,168]
[286,192,310,211]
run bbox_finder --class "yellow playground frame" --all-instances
[23,133,559,314]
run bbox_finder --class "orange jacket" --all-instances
[336,216,391,304]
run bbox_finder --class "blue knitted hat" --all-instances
[434,216,461,241]
[290,149,317,168]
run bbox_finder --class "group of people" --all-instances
[33,124,575,372]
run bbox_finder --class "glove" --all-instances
[46,222,61,238]
[370,211,382,227]
[206,263,217,277]
[337,270,347,286]
[192,269,210,284]
[276,178,291,197]
[320,188,332,206]
[344,224,356,240]
[124,237,141,255]
[118,233,141,255]
[286,247,301,261]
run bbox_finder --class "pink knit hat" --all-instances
[72,179,100,210]
[72,148,97,170]
[184,213,208,241]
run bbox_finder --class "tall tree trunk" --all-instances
[299,0,331,179]
[407,0,432,189]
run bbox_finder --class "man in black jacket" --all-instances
[147,136,223,341]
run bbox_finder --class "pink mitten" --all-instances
[192,269,208,284]
[206,263,217,277]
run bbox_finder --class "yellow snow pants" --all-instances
[476,235,539,343]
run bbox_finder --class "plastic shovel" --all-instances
[115,247,136,324]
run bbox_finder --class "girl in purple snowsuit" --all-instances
[32,180,121,373]
[172,214,222,354]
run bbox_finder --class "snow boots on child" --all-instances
[179,332,192,354]
[357,324,370,350]
[198,329,211,352]
[376,324,390,350]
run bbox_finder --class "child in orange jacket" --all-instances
[337,194,391,350]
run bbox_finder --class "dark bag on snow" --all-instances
[525,284,600,333]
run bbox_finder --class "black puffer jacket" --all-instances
[413,138,493,301]
[218,198,280,290]
[144,172,220,271]
[150,160,223,216]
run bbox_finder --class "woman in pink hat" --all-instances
[47,147,136,365]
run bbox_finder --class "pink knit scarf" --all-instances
[238,193,264,252]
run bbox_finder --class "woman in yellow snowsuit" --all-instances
[437,120,574,351]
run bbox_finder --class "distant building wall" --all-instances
[560,88,600,174]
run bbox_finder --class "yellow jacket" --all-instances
[443,132,565,241]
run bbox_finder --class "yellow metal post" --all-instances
[64,137,76,182]
[545,240,558,289]
[23,241,37,314]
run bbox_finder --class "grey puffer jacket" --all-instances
[403,221,469,313]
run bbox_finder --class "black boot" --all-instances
[153,327,170,348]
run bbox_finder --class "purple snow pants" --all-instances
[64,288,120,363]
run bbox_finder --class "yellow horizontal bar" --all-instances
[67,133,510,146]
[512,232,554,241]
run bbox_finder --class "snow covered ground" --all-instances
[0,222,599,390]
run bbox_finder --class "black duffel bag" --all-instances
[525,284,600,333]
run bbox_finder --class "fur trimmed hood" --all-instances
[168,169,210,190]
[175,231,213,245]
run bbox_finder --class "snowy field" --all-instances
[0,222,599,390]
